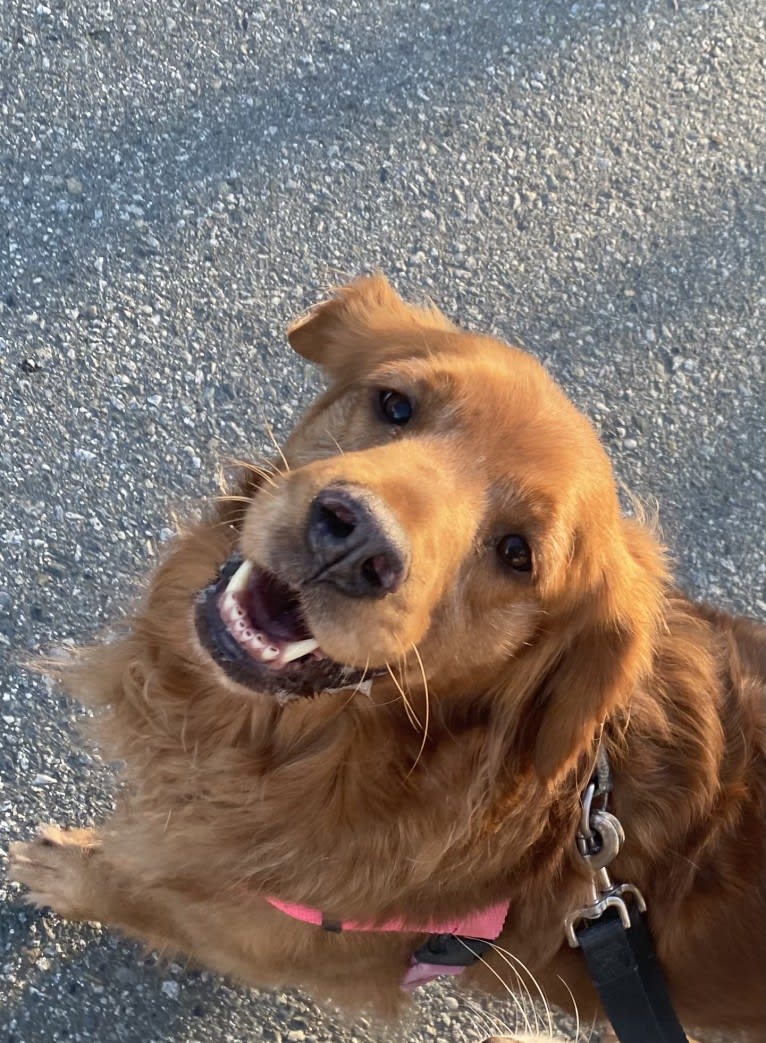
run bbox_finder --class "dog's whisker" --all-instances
[453,937,534,1038]
[223,456,281,487]
[207,516,252,532]
[239,472,279,495]
[385,661,422,732]
[213,494,255,506]
[472,995,525,1039]
[263,420,291,474]
[556,973,582,1042]
[461,996,516,1041]
[367,691,405,710]
[399,690,422,734]
[479,939,539,1035]
[671,851,703,872]
[179,709,189,755]
[484,937,555,1037]
[394,649,417,709]
[342,659,372,707]
[215,460,231,496]
[406,643,430,776]
[249,397,292,459]
[399,682,422,735]
[583,1010,601,1043]
[327,430,345,455]
[322,264,355,287]
[214,481,277,507]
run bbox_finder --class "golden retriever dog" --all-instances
[9,275,765,1039]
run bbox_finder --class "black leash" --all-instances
[576,906,688,1043]
[565,750,689,1043]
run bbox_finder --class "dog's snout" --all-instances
[307,486,409,598]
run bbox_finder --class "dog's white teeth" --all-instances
[226,558,254,594]
[281,638,320,664]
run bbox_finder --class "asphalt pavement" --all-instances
[1,1,764,1041]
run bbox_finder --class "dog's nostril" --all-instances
[318,502,357,540]
[362,554,398,593]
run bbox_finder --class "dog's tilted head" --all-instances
[178,274,666,781]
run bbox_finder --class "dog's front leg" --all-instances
[8,825,190,953]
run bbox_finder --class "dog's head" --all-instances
[191,275,666,782]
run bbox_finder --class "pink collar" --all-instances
[265,896,509,990]
[266,895,507,937]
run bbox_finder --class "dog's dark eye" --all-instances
[378,390,413,426]
[496,534,532,573]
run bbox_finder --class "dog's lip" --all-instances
[195,553,379,697]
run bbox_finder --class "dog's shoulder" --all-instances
[687,599,765,685]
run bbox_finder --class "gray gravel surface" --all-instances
[1,0,764,1041]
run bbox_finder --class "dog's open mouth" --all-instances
[195,554,373,697]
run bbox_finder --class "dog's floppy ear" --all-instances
[531,519,667,783]
[287,273,453,379]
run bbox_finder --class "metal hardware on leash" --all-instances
[564,752,646,947]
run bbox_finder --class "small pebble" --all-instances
[161,980,179,999]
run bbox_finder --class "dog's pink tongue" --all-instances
[247,568,312,642]
[400,959,467,990]
[218,592,320,668]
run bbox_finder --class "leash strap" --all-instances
[568,749,689,1043]
[576,906,688,1043]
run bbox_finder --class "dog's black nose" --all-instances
[306,486,409,598]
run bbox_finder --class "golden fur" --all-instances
[9,275,765,1037]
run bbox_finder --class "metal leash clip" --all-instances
[564,753,646,947]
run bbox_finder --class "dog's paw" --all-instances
[8,825,100,919]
